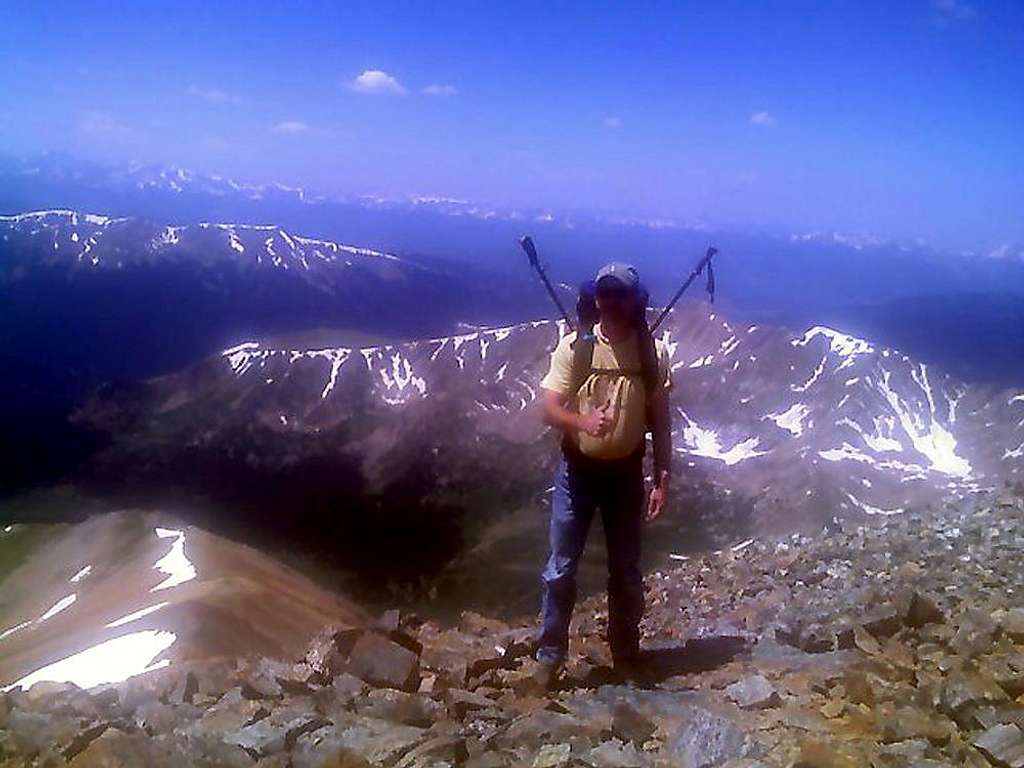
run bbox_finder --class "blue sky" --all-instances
[1,0,1021,251]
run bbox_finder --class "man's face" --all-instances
[595,282,637,325]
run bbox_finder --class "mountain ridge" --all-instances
[71,303,1024,611]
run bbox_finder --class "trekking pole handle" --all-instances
[650,246,718,334]
[519,236,540,267]
[518,235,575,331]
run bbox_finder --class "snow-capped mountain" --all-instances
[1,208,410,277]
[0,208,545,494]
[6,155,1024,385]
[74,303,1024,601]
[0,208,533,395]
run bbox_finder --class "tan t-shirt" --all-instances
[540,324,672,459]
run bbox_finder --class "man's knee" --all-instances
[608,563,642,592]
[543,553,579,586]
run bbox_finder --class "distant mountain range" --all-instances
[4,153,1022,381]
[72,303,1024,608]
[0,208,541,492]
[4,153,1023,301]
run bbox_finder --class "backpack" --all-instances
[568,280,660,405]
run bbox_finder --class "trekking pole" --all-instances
[518,236,575,331]
[650,246,718,334]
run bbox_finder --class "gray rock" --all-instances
[164,670,198,705]
[304,625,352,681]
[347,632,421,692]
[904,591,945,628]
[394,733,469,767]
[974,723,1024,768]
[1003,608,1024,643]
[224,703,329,757]
[532,743,571,768]
[184,687,266,740]
[873,737,932,767]
[499,710,592,749]
[66,727,192,767]
[611,701,656,745]
[356,688,444,727]
[5,708,79,755]
[724,675,780,710]
[446,688,495,720]
[290,715,426,768]
[333,672,371,700]
[665,706,765,768]
[587,738,647,768]
[240,659,285,700]
[951,609,997,658]
[941,666,1008,715]
[136,701,199,735]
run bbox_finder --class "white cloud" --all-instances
[271,121,311,135]
[604,116,622,129]
[79,111,132,140]
[986,243,1023,261]
[348,69,407,95]
[934,0,977,20]
[186,85,241,104]
[423,84,458,96]
[750,111,777,127]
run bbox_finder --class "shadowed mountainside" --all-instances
[70,304,1024,611]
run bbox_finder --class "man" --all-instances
[535,262,673,687]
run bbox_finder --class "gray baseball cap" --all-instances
[595,262,640,292]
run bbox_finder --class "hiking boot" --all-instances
[532,660,561,692]
[613,654,652,686]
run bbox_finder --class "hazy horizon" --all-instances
[2,1,1023,254]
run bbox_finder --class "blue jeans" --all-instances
[537,451,645,665]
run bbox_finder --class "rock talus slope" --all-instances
[3,492,1024,766]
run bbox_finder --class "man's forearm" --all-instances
[543,399,581,434]
[651,394,672,484]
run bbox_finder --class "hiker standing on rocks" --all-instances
[536,262,673,686]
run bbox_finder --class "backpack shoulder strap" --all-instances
[569,325,596,398]
[638,325,659,395]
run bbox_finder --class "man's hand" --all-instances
[577,404,612,437]
[645,472,670,522]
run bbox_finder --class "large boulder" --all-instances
[347,633,421,692]
[664,706,765,768]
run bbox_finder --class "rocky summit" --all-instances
[3,490,1024,767]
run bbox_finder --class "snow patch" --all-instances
[151,528,196,592]
[5,630,176,691]
[38,594,77,622]
[837,416,903,453]
[106,602,170,629]
[877,366,972,478]
[793,326,874,358]
[719,336,740,356]
[792,355,826,393]
[678,412,766,465]
[379,353,427,399]
[765,404,810,436]
[845,492,904,516]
